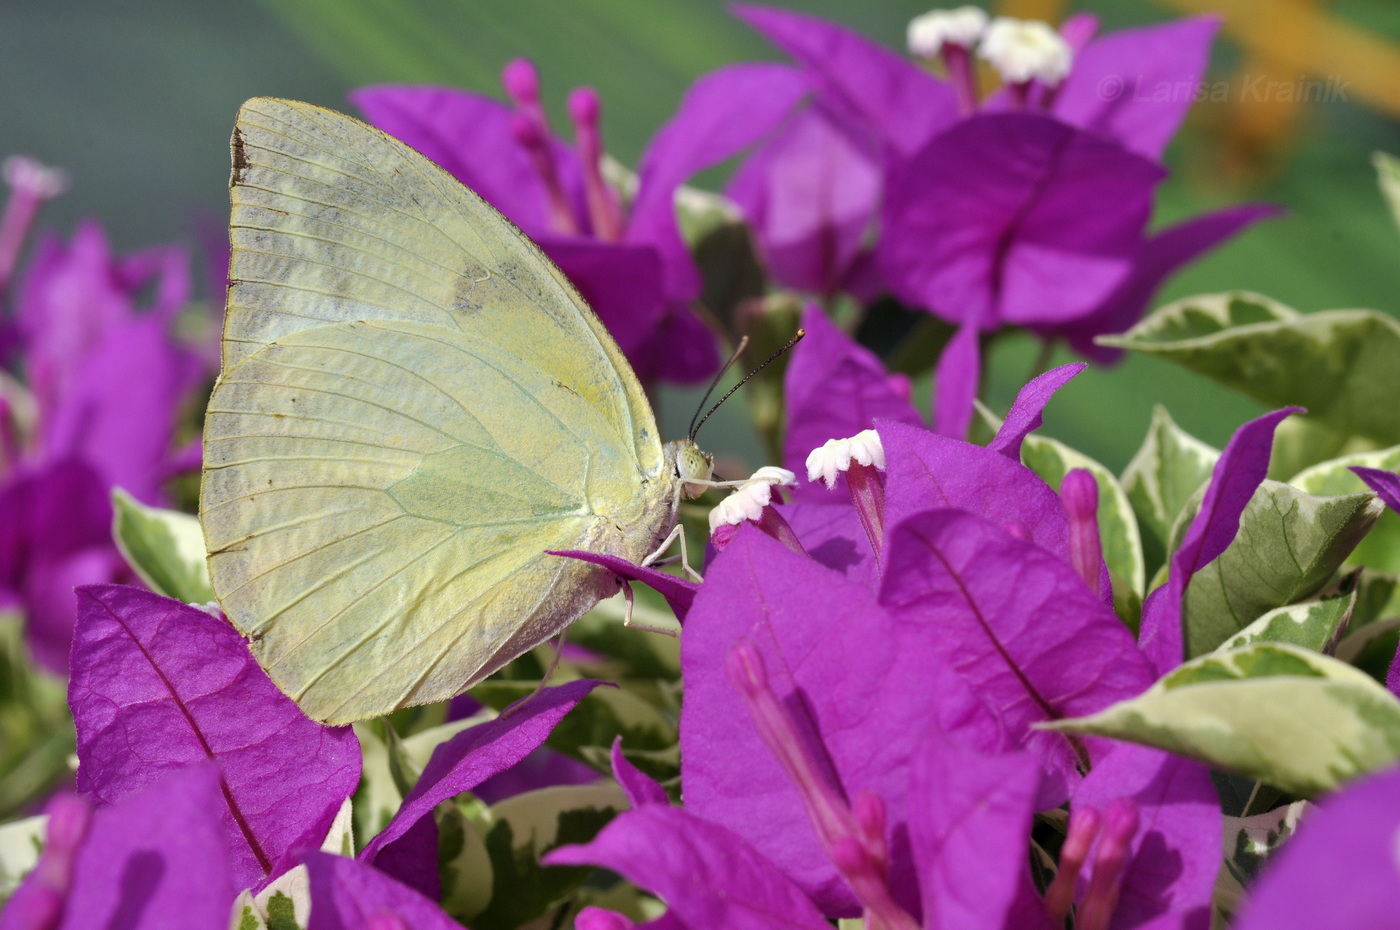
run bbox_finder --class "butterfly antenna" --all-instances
[688,336,751,439]
[689,329,805,442]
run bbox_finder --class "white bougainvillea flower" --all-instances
[708,466,798,532]
[978,17,1073,86]
[806,429,885,490]
[907,6,989,59]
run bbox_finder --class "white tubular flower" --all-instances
[907,7,989,58]
[708,467,798,532]
[978,17,1073,86]
[805,429,886,490]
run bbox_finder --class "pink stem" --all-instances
[0,156,66,298]
[502,59,578,235]
[846,462,886,568]
[1044,805,1102,921]
[568,87,624,241]
[941,44,980,116]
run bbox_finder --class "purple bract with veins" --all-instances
[68,585,362,891]
[714,4,1274,355]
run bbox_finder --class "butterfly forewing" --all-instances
[225,97,658,464]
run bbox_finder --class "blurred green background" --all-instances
[2,0,1398,473]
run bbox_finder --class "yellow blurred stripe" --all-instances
[1157,0,1400,119]
[996,0,1068,21]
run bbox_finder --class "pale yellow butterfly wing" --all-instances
[201,98,676,724]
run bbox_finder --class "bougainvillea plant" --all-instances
[5,7,1400,930]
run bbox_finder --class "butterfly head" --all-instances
[672,439,714,500]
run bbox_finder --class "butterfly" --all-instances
[200,98,713,724]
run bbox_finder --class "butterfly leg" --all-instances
[540,628,568,685]
[641,524,701,582]
[621,580,636,628]
[618,580,682,636]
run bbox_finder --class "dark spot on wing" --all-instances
[231,126,249,187]
[554,380,580,398]
[209,535,253,555]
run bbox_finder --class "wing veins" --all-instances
[232,178,470,273]
[229,245,455,313]
[218,511,406,598]
[233,151,473,262]
[233,216,479,290]
[202,482,387,512]
[264,337,584,496]
[392,326,598,458]
[277,526,474,684]
[204,409,399,440]
[213,374,465,445]
[359,551,566,716]
[205,453,414,469]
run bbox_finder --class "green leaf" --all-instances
[231,876,309,930]
[1290,445,1400,494]
[473,678,678,779]
[351,721,403,851]
[381,720,425,801]
[401,716,485,771]
[1121,405,1219,578]
[1044,643,1400,796]
[1215,589,1355,654]
[110,489,213,604]
[1350,571,1400,629]
[1022,434,1145,598]
[321,798,355,859]
[1375,151,1400,236]
[1218,801,1308,913]
[1101,293,1400,446]
[0,813,44,898]
[264,892,302,930]
[438,800,494,924]
[568,595,681,677]
[1266,416,1362,481]
[1336,573,1400,684]
[0,620,75,821]
[1291,445,1400,573]
[1180,479,1382,656]
[232,898,263,930]
[1340,618,1400,686]
[470,785,625,930]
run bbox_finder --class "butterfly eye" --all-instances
[675,443,715,499]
